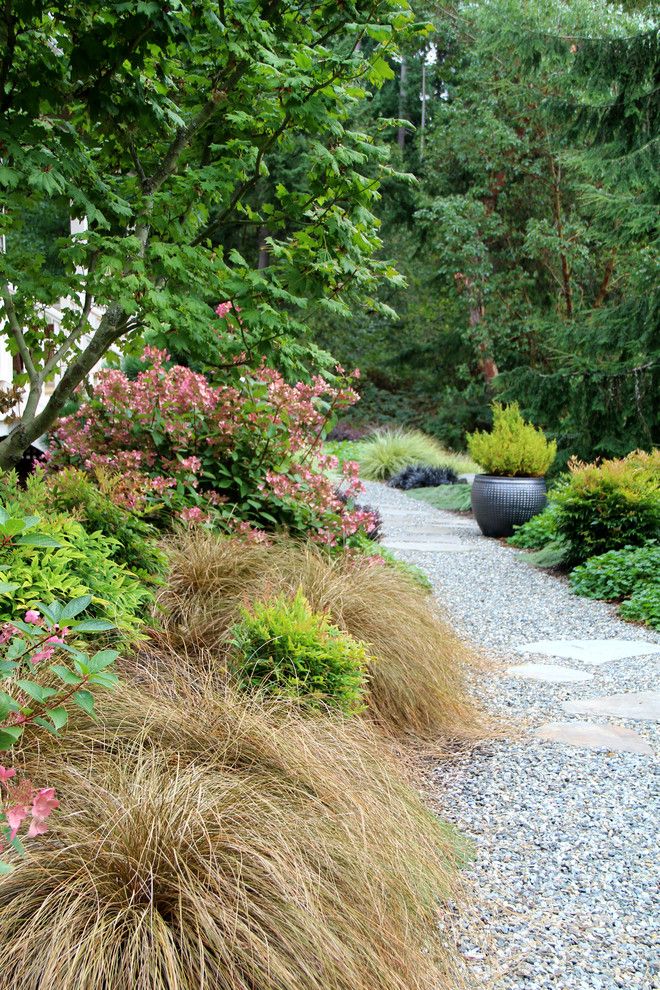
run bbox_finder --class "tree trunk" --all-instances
[549,158,573,319]
[0,304,129,470]
[397,57,408,150]
[257,225,269,269]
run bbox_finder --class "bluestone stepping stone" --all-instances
[382,539,476,553]
[535,720,653,755]
[518,639,660,666]
[563,691,660,721]
[507,662,593,683]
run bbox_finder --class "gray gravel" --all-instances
[361,481,659,990]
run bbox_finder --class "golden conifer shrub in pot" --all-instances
[467,403,557,538]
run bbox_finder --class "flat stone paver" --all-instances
[518,639,660,665]
[385,526,471,536]
[383,539,476,553]
[534,720,653,754]
[563,690,660,721]
[507,662,594,683]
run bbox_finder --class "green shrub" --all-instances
[552,450,659,566]
[0,469,166,580]
[619,585,660,629]
[229,589,369,714]
[358,429,479,481]
[569,542,660,601]
[407,484,473,513]
[569,541,660,629]
[0,505,151,637]
[467,403,556,477]
[508,504,560,549]
[48,469,166,580]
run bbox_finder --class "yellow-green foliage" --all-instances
[358,429,480,481]
[230,589,370,713]
[467,403,556,477]
[552,449,660,565]
[0,510,151,637]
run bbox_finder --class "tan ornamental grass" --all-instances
[156,531,486,743]
[2,683,470,990]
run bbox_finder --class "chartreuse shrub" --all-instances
[467,403,556,477]
[0,504,150,637]
[358,428,480,481]
[160,532,485,742]
[552,450,660,566]
[570,542,660,629]
[0,468,166,580]
[1,684,469,990]
[230,589,369,714]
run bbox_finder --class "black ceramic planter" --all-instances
[471,475,547,538]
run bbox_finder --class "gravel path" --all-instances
[361,481,659,990]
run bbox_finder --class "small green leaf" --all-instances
[0,726,23,750]
[73,618,115,633]
[73,689,95,715]
[16,680,58,703]
[88,671,119,689]
[0,581,19,595]
[33,716,59,736]
[87,649,119,673]
[15,534,62,548]
[48,707,69,730]
[61,595,93,620]
[49,663,82,686]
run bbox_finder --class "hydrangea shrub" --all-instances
[50,349,377,546]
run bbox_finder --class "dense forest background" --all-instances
[308,0,659,463]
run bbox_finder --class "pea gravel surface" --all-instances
[361,480,659,990]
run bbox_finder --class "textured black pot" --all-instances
[471,475,547,538]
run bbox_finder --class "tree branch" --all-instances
[0,284,39,381]
[0,304,131,468]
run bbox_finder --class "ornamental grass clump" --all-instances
[229,589,369,713]
[467,402,556,477]
[358,428,479,481]
[159,532,485,743]
[0,683,469,990]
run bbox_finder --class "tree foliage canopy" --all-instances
[0,0,417,465]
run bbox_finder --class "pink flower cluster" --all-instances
[50,346,377,545]
[0,767,59,851]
